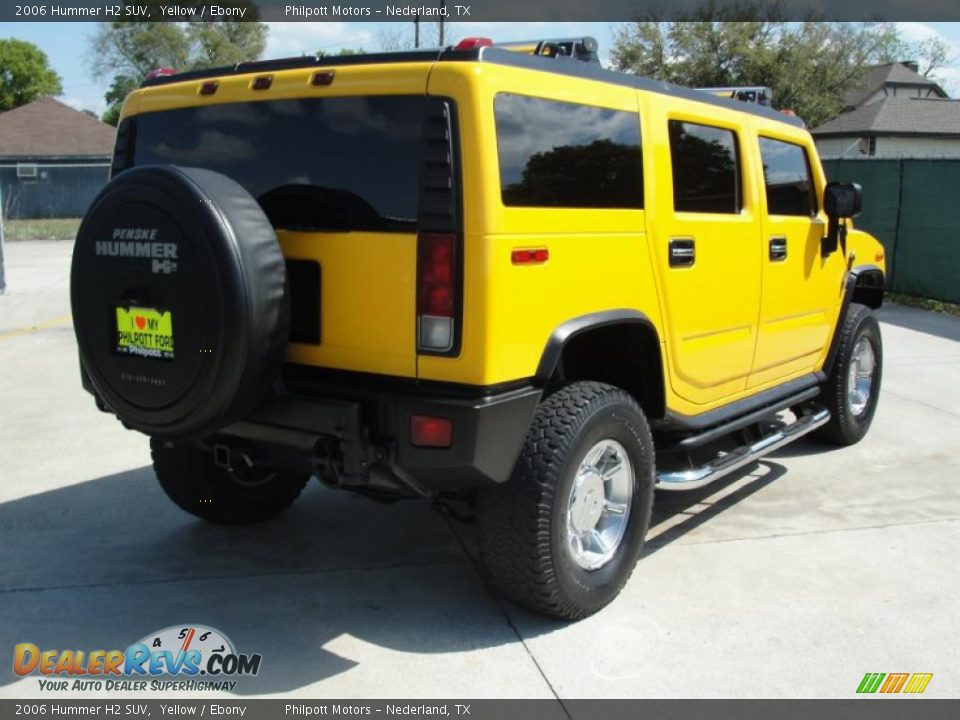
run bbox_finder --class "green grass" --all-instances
[2,217,81,242]
[887,292,960,318]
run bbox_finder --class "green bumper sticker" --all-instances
[115,307,174,360]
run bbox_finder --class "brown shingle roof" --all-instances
[812,97,960,137]
[0,97,115,158]
[843,62,947,110]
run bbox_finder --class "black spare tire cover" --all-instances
[71,165,288,440]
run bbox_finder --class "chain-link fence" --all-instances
[0,161,111,294]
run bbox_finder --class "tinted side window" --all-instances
[494,93,643,209]
[759,137,816,216]
[669,121,740,214]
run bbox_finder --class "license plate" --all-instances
[115,307,174,360]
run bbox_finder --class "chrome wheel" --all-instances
[846,336,877,417]
[565,439,633,571]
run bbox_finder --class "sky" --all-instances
[1,21,959,116]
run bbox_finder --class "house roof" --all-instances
[0,97,115,158]
[813,97,960,137]
[843,62,947,110]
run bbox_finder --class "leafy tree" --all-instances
[609,2,911,127]
[89,21,191,81]
[101,75,139,126]
[0,39,63,111]
[89,1,266,122]
[317,48,367,58]
[376,22,457,52]
[914,36,957,80]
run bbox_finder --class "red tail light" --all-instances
[417,232,456,353]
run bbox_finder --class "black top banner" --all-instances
[4,0,960,22]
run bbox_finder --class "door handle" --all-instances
[669,238,695,267]
[769,237,787,262]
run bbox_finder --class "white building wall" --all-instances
[815,136,960,159]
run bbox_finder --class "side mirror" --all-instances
[822,182,862,257]
[824,181,862,220]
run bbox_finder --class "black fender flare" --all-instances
[823,264,885,378]
[534,309,662,385]
[533,308,666,419]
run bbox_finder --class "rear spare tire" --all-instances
[71,165,288,440]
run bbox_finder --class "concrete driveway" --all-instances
[1,240,957,699]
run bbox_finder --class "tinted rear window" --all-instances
[494,93,643,209]
[133,96,425,232]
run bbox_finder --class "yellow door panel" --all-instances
[645,102,763,405]
[750,131,846,387]
[278,231,417,378]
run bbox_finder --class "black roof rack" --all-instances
[456,46,803,128]
[494,37,600,64]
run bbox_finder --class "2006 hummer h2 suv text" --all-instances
[71,37,886,619]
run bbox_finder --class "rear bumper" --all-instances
[217,368,541,493]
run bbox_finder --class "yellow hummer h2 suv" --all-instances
[71,37,886,619]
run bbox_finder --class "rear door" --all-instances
[649,110,763,406]
[133,64,434,379]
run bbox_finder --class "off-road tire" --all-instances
[151,439,309,525]
[477,382,655,620]
[814,303,883,446]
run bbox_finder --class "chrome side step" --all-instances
[656,408,830,491]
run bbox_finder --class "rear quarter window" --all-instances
[494,93,643,209]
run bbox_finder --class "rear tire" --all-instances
[477,382,655,620]
[814,303,883,446]
[151,439,309,525]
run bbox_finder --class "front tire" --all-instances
[814,303,883,446]
[477,382,655,620]
[151,440,309,525]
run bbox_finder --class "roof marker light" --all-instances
[252,75,273,90]
[199,81,219,96]
[312,71,335,86]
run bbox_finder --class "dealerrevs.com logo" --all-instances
[13,625,261,692]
